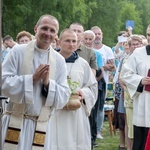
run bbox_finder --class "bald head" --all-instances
[59,29,77,40]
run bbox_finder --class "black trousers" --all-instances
[89,99,99,150]
[89,89,104,149]
[89,103,98,140]
[132,125,149,150]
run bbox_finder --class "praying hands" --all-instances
[33,64,50,87]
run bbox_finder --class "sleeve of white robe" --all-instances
[2,46,71,109]
[45,56,71,109]
[121,53,143,99]
[80,62,98,116]
[2,47,29,103]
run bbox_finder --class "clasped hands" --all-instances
[33,64,50,87]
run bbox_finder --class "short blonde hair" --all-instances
[128,34,143,46]
[59,28,77,40]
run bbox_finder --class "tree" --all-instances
[2,0,95,39]
[2,0,150,46]
[88,0,123,46]
[119,1,143,35]
[130,0,150,34]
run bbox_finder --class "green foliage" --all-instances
[88,0,123,46]
[94,121,119,150]
[119,2,143,34]
[131,0,150,35]
[2,0,150,47]
[67,77,79,94]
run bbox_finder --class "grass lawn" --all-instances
[94,120,119,150]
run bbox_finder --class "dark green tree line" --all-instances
[2,0,150,46]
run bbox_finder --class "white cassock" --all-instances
[1,41,70,150]
[121,46,150,127]
[45,56,98,150]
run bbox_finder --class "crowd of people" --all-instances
[112,26,150,150]
[1,14,150,150]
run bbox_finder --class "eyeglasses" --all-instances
[131,43,142,47]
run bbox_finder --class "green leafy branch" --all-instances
[67,78,79,95]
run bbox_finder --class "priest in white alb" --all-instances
[1,15,70,150]
[121,44,150,150]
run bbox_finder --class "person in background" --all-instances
[126,26,133,37]
[16,30,33,44]
[146,24,150,45]
[70,23,98,149]
[3,35,17,49]
[112,31,128,65]
[1,14,70,150]
[83,30,104,148]
[118,35,143,150]
[69,22,97,76]
[112,26,132,74]
[51,35,60,51]
[83,30,95,47]
[121,33,150,150]
[112,32,131,150]
[91,26,115,140]
[83,30,104,71]
[1,38,9,62]
[2,35,17,62]
[139,35,148,46]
